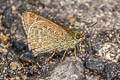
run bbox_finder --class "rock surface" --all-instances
[0,0,120,80]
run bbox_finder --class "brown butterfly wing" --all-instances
[22,12,72,55]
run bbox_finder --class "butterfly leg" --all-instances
[48,50,56,61]
[61,48,69,61]
[74,46,77,59]
[79,42,83,58]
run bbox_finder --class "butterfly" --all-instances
[22,12,85,60]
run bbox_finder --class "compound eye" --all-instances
[76,34,81,39]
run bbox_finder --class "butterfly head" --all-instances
[68,29,85,45]
[75,31,85,40]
